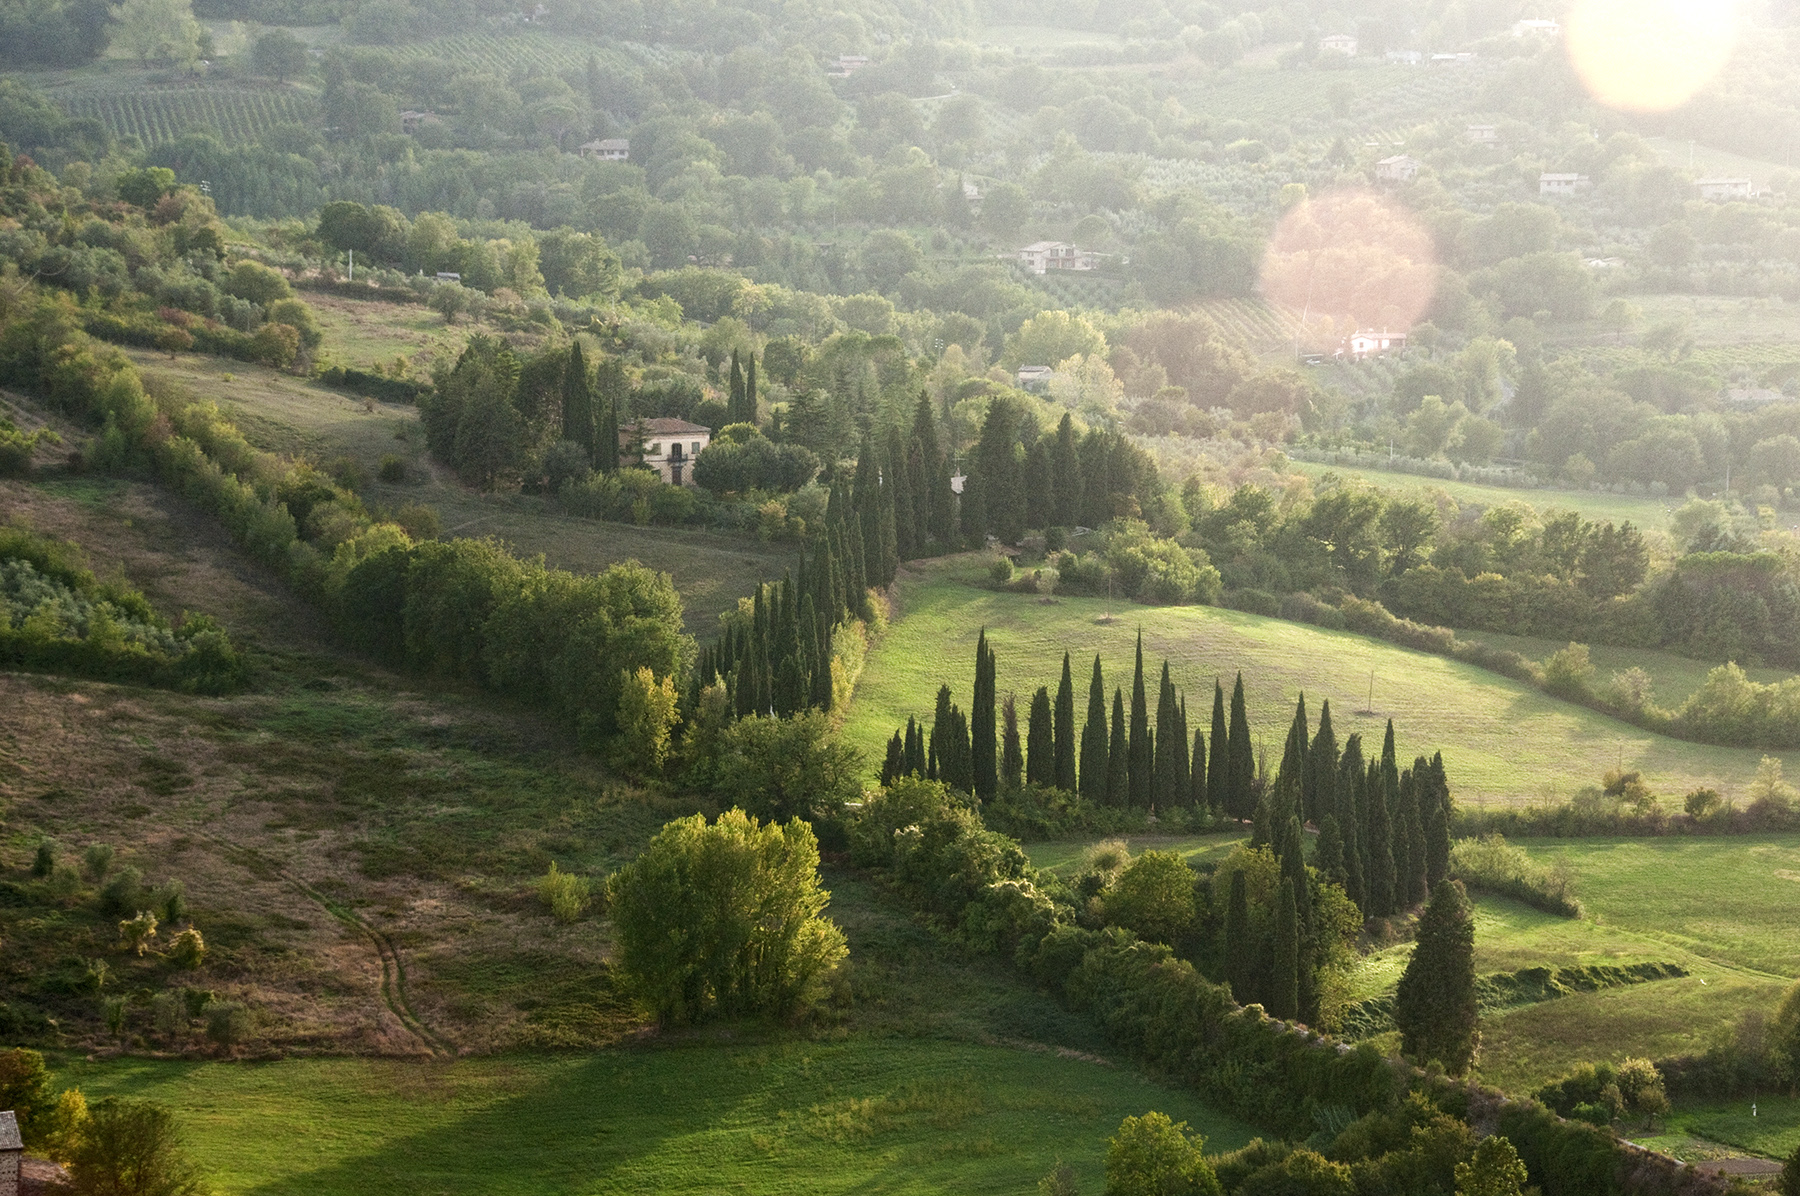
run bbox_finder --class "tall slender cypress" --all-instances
[1154,662,1181,808]
[1207,681,1229,816]
[1308,700,1338,828]
[1315,814,1347,889]
[1394,879,1479,1074]
[1400,764,1429,908]
[1107,688,1129,807]
[728,350,745,423]
[1224,869,1253,1005]
[930,684,954,782]
[1274,692,1309,825]
[1337,733,1366,911]
[1269,877,1300,1021]
[744,353,758,424]
[1128,633,1151,807]
[561,340,593,459]
[972,630,998,801]
[1054,652,1077,793]
[1001,693,1023,789]
[1425,753,1452,888]
[1079,656,1108,804]
[1365,758,1396,917]
[1189,727,1207,808]
[1026,686,1054,786]
[1227,673,1255,820]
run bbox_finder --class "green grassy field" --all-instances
[126,349,797,631]
[1288,461,1680,531]
[1449,627,1792,713]
[844,560,1797,806]
[54,1040,1255,1195]
[1026,833,1247,876]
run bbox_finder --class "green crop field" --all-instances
[53,84,319,146]
[371,30,659,76]
[52,1039,1255,1195]
[126,349,797,632]
[844,560,1795,806]
[1288,459,1682,531]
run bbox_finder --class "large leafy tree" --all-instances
[1395,878,1479,1074]
[608,810,847,1026]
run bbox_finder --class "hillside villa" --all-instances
[621,418,711,486]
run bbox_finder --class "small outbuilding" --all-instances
[1,1111,21,1196]
[1696,178,1756,201]
[1375,155,1421,183]
[1319,33,1358,55]
[1539,172,1590,196]
[578,138,630,161]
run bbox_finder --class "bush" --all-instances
[1448,835,1582,917]
[536,862,591,923]
[606,810,847,1025]
[1102,850,1199,945]
[377,454,407,484]
[167,927,205,970]
[205,1000,250,1049]
[711,711,865,822]
[614,666,679,775]
[1224,588,1280,616]
[65,1097,209,1196]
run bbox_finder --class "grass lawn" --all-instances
[1026,833,1247,876]
[845,561,1796,806]
[1288,460,1679,531]
[1642,1094,1800,1163]
[55,1040,1256,1195]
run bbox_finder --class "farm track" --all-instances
[199,831,455,1058]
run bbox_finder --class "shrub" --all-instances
[83,843,115,881]
[1224,588,1280,616]
[614,667,680,775]
[223,260,292,306]
[1448,834,1581,917]
[1105,1112,1223,1196]
[32,839,55,878]
[247,322,300,369]
[606,810,847,1025]
[98,866,143,915]
[205,1000,250,1049]
[1102,850,1198,946]
[0,1048,53,1147]
[990,555,1015,585]
[537,862,591,923]
[712,711,864,822]
[166,927,206,970]
[377,454,407,483]
[65,1097,209,1196]
[118,910,159,955]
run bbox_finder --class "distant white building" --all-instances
[1017,241,1095,274]
[1513,18,1561,37]
[1376,154,1421,182]
[1431,52,1475,64]
[1725,387,1792,407]
[578,138,630,161]
[1466,124,1498,144]
[1385,49,1423,65]
[1016,366,1054,389]
[1347,330,1407,359]
[1696,177,1756,201]
[1319,33,1358,55]
[1539,172,1590,196]
[622,418,711,487]
[828,54,870,77]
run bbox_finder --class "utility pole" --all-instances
[348,248,354,282]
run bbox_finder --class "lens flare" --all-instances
[1566,0,1739,114]
[1259,189,1437,353]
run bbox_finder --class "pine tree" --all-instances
[1269,877,1300,1021]
[1002,693,1023,789]
[1129,633,1152,807]
[1154,662,1182,808]
[1224,869,1253,1005]
[1026,686,1054,786]
[1107,688,1129,807]
[561,340,593,459]
[1394,879,1479,1074]
[972,630,998,801]
[1227,674,1255,820]
[1054,652,1077,793]
[1189,728,1207,808]
[1207,681,1229,816]
[1080,656,1109,804]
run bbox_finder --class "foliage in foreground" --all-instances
[606,809,846,1026]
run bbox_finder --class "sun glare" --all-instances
[1566,0,1740,114]
[1259,189,1438,352]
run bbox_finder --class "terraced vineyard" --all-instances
[56,85,318,145]
[371,30,668,76]
[1194,296,1303,355]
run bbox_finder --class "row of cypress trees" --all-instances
[559,341,628,471]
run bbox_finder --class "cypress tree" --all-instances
[1336,734,1366,911]
[1394,879,1479,1074]
[745,353,758,424]
[1425,756,1452,888]
[1316,814,1347,889]
[971,630,998,801]
[1399,765,1428,908]
[1107,688,1129,807]
[1154,662,1182,808]
[1269,877,1300,1021]
[1079,656,1108,804]
[930,684,954,782]
[728,350,745,423]
[561,340,593,459]
[1207,681,1229,816]
[1050,412,1081,528]
[882,730,904,785]
[1128,633,1152,807]
[1227,674,1255,820]
[1054,652,1077,792]
[595,354,624,472]
[913,393,953,548]
[1189,727,1207,809]
[1026,686,1054,786]
[1365,758,1395,917]
[904,716,925,777]
[875,445,899,587]
[1224,869,1252,1005]
[886,424,916,563]
[1308,700,1339,828]
[1274,692,1308,826]
[943,706,973,793]
[1001,693,1023,789]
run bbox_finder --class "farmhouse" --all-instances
[1696,177,1756,201]
[578,138,630,162]
[1017,242,1095,274]
[1319,33,1358,55]
[828,54,870,77]
[1466,124,1498,144]
[1512,18,1561,37]
[1385,49,1423,65]
[1016,365,1054,389]
[1539,172,1590,196]
[1346,330,1407,359]
[398,110,438,135]
[622,418,711,486]
[1375,155,1421,182]
[0,1111,17,1196]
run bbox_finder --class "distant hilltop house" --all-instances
[622,418,711,486]
[1466,124,1498,144]
[1431,52,1475,64]
[1696,177,1756,201]
[1017,241,1095,274]
[1016,365,1055,389]
[399,110,438,135]
[579,138,630,161]
[1346,330,1407,359]
[1319,33,1358,55]
[1539,172,1590,196]
[828,54,870,77]
[1725,387,1792,408]
[1385,49,1423,65]
[0,1111,18,1196]
[1513,18,1561,37]
[1375,154,1421,182]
